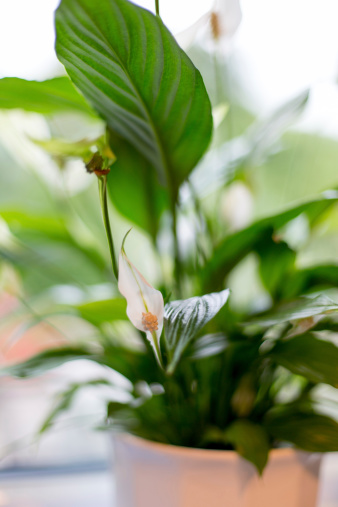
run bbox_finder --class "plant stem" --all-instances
[98,175,118,280]
[155,0,160,16]
[171,199,182,297]
[152,330,164,370]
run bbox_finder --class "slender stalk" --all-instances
[98,175,118,280]
[216,350,233,428]
[171,199,182,298]
[151,330,164,370]
[187,179,214,253]
[155,0,160,16]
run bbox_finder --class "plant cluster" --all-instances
[1,0,338,473]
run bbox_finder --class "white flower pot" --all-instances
[113,434,322,507]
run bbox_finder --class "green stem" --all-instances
[155,0,160,16]
[171,199,182,298]
[98,175,118,280]
[152,330,164,370]
[187,180,214,256]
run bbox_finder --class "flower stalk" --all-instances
[171,200,183,298]
[155,0,160,16]
[98,174,118,280]
[118,232,165,369]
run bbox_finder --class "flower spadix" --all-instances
[118,233,164,367]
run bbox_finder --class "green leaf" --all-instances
[40,379,112,433]
[250,294,338,327]
[203,420,270,474]
[187,333,228,360]
[1,211,107,293]
[164,289,230,373]
[202,193,338,291]
[32,137,100,162]
[269,333,338,388]
[246,89,309,165]
[1,347,97,378]
[107,399,130,418]
[251,132,338,216]
[106,133,168,237]
[225,420,270,474]
[284,265,338,300]
[0,77,95,116]
[256,240,296,300]
[265,409,338,452]
[55,0,212,185]
[1,210,70,241]
[55,0,212,235]
[76,298,127,325]
[314,313,338,333]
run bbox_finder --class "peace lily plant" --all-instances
[1,0,338,476]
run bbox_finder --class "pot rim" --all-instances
[115,433,313,462]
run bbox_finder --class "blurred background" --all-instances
[0,0,338,505]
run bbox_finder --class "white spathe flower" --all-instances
[118,236,164,367]
[176,0,242,53]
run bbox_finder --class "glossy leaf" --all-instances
[164,289,230,373]
[0,77,95,116]
[270,333,338,388]
[265,410,338,452]
[202,193,338,291]
[106,133,168,236]
[55,0,212,186]
[55,0,212,237]
[250,294,338,327]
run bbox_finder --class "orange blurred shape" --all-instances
[0,292,66,366]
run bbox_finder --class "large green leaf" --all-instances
[265,409,338,452]
[250,294,338,327]
[202,193,338,291]
[164,289,230,373]
[55,0,212,185]
[106,131,168,236]
[76,298,127,325]
[269,332,338,388]
[55,0,212,235]
[0,77,95,116]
